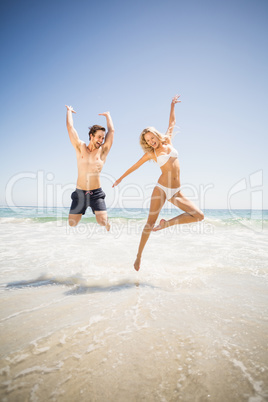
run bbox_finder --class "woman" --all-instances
[113,95,204,271]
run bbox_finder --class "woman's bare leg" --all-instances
[134,187,166,271]
[153,191,204,231]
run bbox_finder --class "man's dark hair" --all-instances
[88,125,105,139]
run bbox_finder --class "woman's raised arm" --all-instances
[165,94,181,141]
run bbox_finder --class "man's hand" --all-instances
[65,105,77,113]
[98,111,110,117]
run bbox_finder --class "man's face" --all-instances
[91,130,105,148]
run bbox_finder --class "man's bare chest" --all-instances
[77,149,104,170]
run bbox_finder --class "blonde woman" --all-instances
[113,95,204,271]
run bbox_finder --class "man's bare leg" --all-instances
[69,214,82,227]
[95,211,110,231]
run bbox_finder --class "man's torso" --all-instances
[76,143,105,190]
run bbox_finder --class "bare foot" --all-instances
[105,221,110,232]
[134,256,141,271]
[152,219,167,232]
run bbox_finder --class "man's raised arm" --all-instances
[65,105,82,152]
[99,111,115,153]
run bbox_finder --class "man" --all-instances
[65,105,114,231]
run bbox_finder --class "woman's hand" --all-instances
[172,95,181,104]
[112,178,122,187]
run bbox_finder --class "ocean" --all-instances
[0,207,267,401]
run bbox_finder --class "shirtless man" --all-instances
[65,105,114,231]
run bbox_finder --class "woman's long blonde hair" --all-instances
[139,127,167,154]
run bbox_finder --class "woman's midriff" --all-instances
[157,160,181,188]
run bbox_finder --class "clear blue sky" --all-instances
[1,0,267,210]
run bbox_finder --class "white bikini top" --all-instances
[154,147,178,167]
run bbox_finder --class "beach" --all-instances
[0,207,267,401]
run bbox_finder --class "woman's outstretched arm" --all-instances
[165,94,181,141]
[113,152,152,187]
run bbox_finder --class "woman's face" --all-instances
[144,132,160,149]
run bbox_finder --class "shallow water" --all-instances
[0,208,267,401]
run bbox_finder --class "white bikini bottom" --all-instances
[156,183,181,200]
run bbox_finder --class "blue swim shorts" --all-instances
[69,188,106,215]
